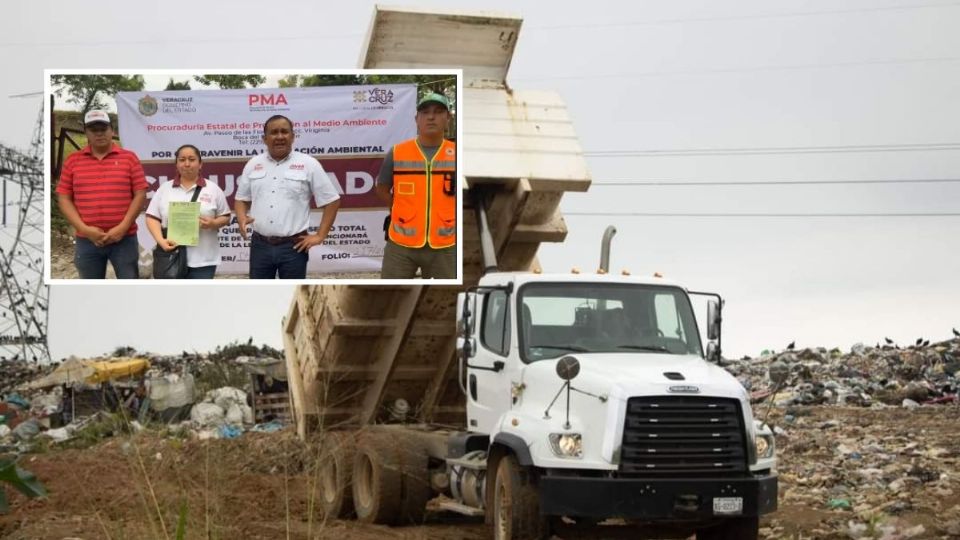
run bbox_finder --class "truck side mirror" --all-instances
[706,342,720,364]
[707,300,721,341]
[456,292,476,336]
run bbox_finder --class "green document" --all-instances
[167,201,200,246]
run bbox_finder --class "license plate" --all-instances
[713,497,743,515]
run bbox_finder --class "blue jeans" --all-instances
[75,234,139,279]
[186,265,217,279]
[249,234,308,279]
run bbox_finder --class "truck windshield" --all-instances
[519,283,703,362]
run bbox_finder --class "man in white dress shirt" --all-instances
[235,115,341,279]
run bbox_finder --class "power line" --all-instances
[528,2,960,31]
[592,178,960,186]
[7,2,957,49]
[584,142,960,157]
[513,55,960,82]
[0,33,364,48]
[564,212,960,218]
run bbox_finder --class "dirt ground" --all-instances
[2,406,959,539]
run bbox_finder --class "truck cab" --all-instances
[456,272,778,539]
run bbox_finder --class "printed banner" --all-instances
[117,84,417,275]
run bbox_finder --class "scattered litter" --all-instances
[250,421,284,433]
[12,419,40,441]
[41,426,72,442]
[827,498,851,510]
[218,425,243,439]
[190,403,225,427]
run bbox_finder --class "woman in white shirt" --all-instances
[146,144,231,278]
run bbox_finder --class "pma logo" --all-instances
[249,93,288,107]
[138,95,158,116]
[367,88,394,105]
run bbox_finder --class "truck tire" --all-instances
[394,436,433,524]
[352,433,402,524]
[696,516,759,540]
[492,454,549,540]
[317,431,356,519]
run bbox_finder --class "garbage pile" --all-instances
[762,406,960,539]
[724,337,960,408]
[0,347,289,452]
[0,358,43,395]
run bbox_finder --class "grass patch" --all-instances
[58,413,132,451]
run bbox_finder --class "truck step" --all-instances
[437,500,485,517]
[445,456,488,470]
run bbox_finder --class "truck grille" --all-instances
[619,396,748,477]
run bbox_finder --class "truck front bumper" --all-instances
[538,473,778,519]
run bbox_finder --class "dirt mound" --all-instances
[1,430,486,539]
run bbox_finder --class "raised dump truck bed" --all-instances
[283,180,585,438]
[283,7,590,439]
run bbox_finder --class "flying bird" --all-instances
[916,338,923,347]
[922,339,930,347]
[884,337,894,345]
[953,328,959,338]
[786,341,795,351]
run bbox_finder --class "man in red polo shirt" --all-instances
[56,110,148,279]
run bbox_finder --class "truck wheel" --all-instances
[696,516,759,540]
[492,454,548,540]
[394,436,433,524]
[352,434,402,524]
[317,431,356,519]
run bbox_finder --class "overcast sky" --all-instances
[1,0,958,360]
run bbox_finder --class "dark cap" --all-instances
[416,92,451,111]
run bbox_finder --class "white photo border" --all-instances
[43,68,464,286]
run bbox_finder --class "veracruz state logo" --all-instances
[138,95,158,116]
[353,87,395,108]
[368,88,394,104]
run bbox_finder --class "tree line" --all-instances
[50,74,456,115]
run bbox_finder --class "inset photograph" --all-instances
[45,70,461,282]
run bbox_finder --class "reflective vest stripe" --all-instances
[394,160,425,168]
[392,223,417,236]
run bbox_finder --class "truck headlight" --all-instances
[755,433,775,459]
[548,433,582,458]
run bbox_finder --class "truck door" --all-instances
[466,289,514,434]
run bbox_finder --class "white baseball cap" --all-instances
[84,110,111,127]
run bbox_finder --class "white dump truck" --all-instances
[285,221,777,540]
[281,7,777,538]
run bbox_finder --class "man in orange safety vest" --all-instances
[375,92,457,279]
